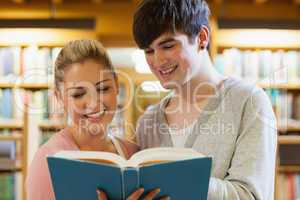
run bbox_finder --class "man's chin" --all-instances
[161,80,181,90]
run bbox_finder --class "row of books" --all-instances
[0,46,61,84]
[265,89,300,122]
[0,89,26,120]
[277,173,300,200]
[0,88,64,122]
[0,173,22,200]
[0,130,22,162]
[214,49,300,84]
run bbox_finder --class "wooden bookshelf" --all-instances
[211,26,300,200]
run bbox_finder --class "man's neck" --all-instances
[174,53,226,105]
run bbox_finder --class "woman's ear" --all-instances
[114,74,119,95]
[54,88,66,112]
[54,89,63,103]
[198,25,210,50]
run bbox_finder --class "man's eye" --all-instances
[97,87,110,92]
[145,49,154,54]
[163,44,174,49]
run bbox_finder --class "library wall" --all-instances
[0,0,299,200]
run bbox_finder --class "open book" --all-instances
[47,147,212,200]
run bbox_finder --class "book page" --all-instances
[127,147,205,167]
[52,151,128,167]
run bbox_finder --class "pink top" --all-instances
[26,129,139,200]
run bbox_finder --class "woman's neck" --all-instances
[66,126,117,153]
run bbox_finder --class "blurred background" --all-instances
[0,0,299,199]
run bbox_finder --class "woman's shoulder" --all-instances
[37,129,78,157]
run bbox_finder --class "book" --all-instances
[47,147,212,200]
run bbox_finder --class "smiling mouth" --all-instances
[159,64,178,78]
[83,109,106,119]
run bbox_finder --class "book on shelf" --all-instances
[0,172,22,200]
[0,47,21,84]
[0,141,16,159]
[0,45,62,84]
[214,48,300,84]
[47,147,212,200]
[277,173,300,200]
[0,89,13,119]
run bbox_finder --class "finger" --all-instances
[160,196,170,200]
[126,188,144,200]
[97,190,108,200]
[144,188,161,200]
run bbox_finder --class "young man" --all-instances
[133,0,277,199]
[99,0,277,199]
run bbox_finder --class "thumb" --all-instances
[97,189,108,200]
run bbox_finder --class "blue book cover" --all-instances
[0,89,13,118]
[47,148,212,200]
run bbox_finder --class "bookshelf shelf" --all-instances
[278,135,300,145]
[259,83,300,90]
[0,82,53,90]
[278,126,300,132]
[278,166,300,173]
[20,83,51,90]
[0,83,15,89]
[0,158,22,172]
[0,134,23,141]
[0,120,23,129]
[39,120,65,130]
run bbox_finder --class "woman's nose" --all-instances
[83,89,98,111]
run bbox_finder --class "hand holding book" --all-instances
[97,188,170,200]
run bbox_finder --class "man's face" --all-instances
[144,32,200,89]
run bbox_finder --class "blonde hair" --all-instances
[54,39,115,90]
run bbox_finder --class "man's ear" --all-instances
[198,25,210,50]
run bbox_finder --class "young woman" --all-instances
[26,39,163,200]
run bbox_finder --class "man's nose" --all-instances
[154,49,167,66]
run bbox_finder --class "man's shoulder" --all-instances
[225,77,266,102]
[139,93,171,120]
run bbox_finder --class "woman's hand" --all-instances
[97,188,170,200]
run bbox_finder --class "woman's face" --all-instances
[60,58,118,137]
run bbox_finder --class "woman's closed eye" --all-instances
[71,91,85,99]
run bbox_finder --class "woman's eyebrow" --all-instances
[66,79,111,91]
[66,86,85,91]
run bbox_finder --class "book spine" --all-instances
[122,168,139,199]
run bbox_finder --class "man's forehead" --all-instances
[148,32,177,47]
